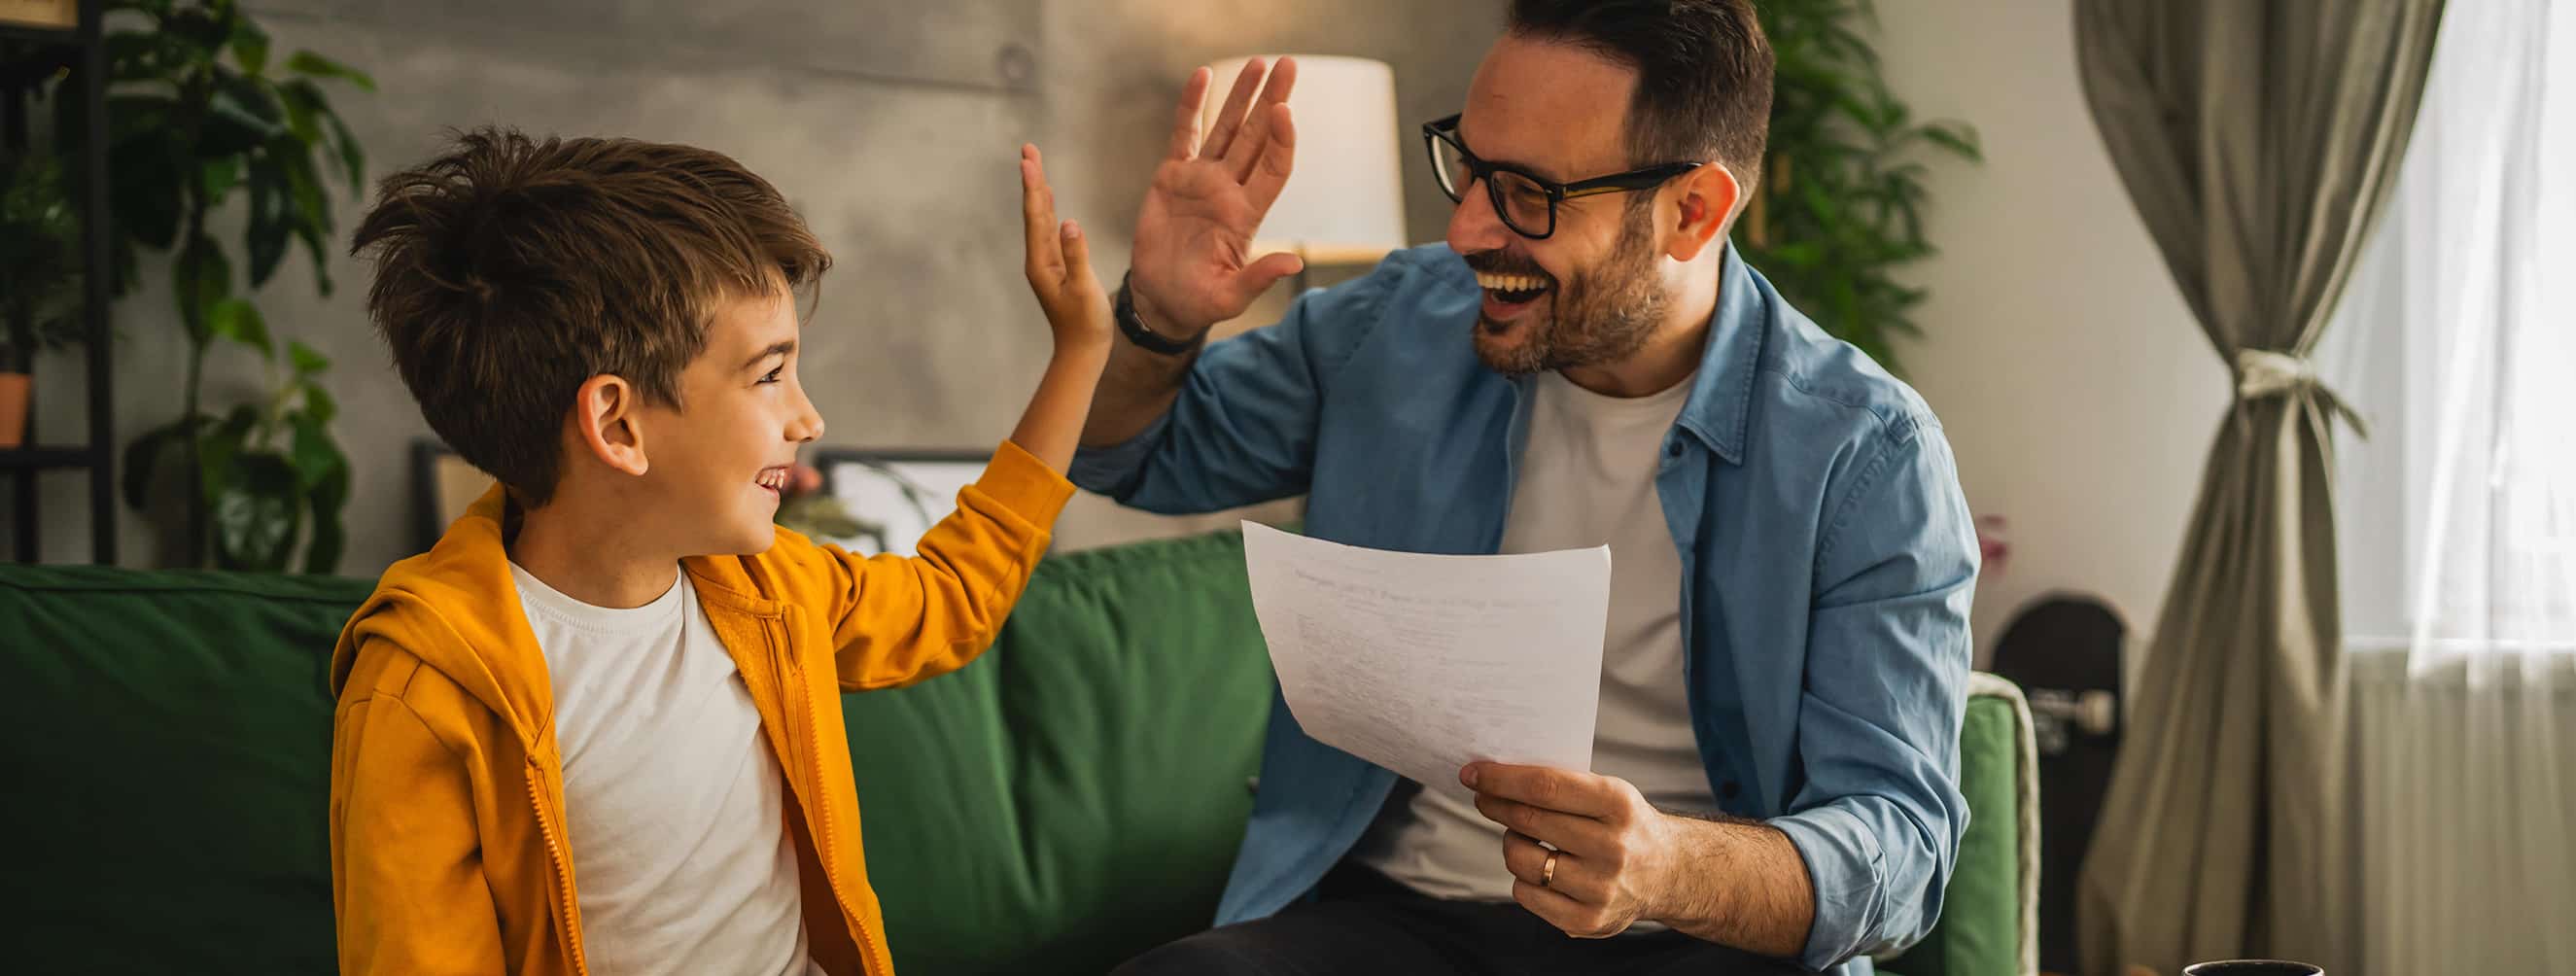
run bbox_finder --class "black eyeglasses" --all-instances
[1421,114,1704,240]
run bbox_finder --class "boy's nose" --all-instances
[789,397,825,443]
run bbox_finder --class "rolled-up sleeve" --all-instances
[1069,252,1411,513]
[1770,416,1978,970]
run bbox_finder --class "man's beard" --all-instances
[1466,207,1668,376]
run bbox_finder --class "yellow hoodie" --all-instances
[329,441,1074,976]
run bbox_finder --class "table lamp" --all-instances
[1202,55,1409,288]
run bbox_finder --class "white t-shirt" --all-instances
[511,563,823,976]
[1354,368,1720,902]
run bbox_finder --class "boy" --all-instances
[328,128,1110,976]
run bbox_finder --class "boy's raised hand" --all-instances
[1019,145,1112,351]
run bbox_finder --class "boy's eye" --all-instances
[759,366,784,385]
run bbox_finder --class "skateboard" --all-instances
[1987,594,2125,976]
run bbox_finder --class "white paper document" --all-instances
[1239,520,1612,799]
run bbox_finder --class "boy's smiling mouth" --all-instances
[754,465,794,498]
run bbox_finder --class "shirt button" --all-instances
[1666,440,1686,459]
[1721,780,1742,800]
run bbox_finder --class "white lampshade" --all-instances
[1203,55,1408,261]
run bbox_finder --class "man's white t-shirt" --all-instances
[1353,368,1722,902]
[511,563,824,976]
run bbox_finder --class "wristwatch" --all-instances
[1115,271,1207,357]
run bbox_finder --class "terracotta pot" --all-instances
[0,372,28,449]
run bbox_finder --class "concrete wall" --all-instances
[1872,0,2220,661]
[26,0,1506,571]
[28,0,2221,669]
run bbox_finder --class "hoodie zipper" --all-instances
[777,625,888,976]
[528,772,597,976]
[525,767,591,976]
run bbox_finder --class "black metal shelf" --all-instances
[3,0,117,565]
[0,446,103,470]
[0,19,81,47]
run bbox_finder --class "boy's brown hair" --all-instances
[353,127,831,506]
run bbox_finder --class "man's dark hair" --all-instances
[1508,0,1775,192]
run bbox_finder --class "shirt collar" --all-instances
[1674,244,1765,465]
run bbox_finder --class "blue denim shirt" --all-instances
[1071,245,1976,972]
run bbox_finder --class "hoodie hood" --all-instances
[331,483,558,749]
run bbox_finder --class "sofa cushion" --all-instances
[842,528,1277,975]
[1,566,369,975]
[0,533,2031,976]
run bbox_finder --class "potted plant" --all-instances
[0,153,87,449]
[54,0,374,572]
[1747,0,1982,376]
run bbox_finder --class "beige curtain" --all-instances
[2069,4,2446,975]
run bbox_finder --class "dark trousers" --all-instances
[1110,863,1810,976]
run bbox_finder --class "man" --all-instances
[1074,2,1977,973]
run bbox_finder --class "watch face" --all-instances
[1117,281,1203,355]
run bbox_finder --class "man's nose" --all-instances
[1445,178,1511,257]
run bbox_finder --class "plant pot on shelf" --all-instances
[0,371,28,449]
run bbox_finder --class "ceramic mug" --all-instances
[2184,961,2322,976]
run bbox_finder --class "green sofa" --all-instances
[0,529,2034,975]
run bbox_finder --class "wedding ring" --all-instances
[1541,851,1558,888]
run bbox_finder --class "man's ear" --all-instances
[572,374,649,477]
[1663,162,1743,263]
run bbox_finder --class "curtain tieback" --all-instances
[2233,348,2369,437]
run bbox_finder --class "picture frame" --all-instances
[411,438,494,553]
[807,448,992,557]
[0,0,78,30]
[406,441,1006,559]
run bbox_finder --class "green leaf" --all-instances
[272,145,336,294]
[300,381,338,425]
[105,31,174,82]
[101,92,179,144]
[1820,22,1880,68]
[120,416,199,511]
[273,140,328,226]
[1762,240,1827,269]
[197,403,261,492]
[106,139,185,250]
[165,6,229,54]
[1798,179,1840,226]
[203,76,289,157]
[173,236,233,342]
[229,14,269,75]
[289,408,342,492]
[1920,122,1983,162]
[289,339,331,377]
[204,298,273,356]
[320,108,367,190]
[211,451,301,572]
[1828,91,1879,129]
[276,78,326,146]
[286,51,377,92]
[303,459,349,575]
[244,162,291,286]
[199,157,243,204]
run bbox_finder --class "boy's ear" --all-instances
[1662,161,1743,263]
[573,374,650,477]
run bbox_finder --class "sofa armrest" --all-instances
[1968,672,2042,976]
[1874,672,2041,976]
